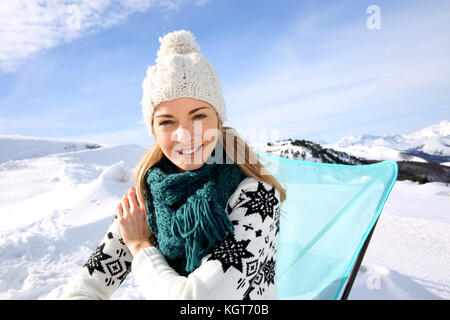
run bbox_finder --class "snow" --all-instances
[408,120,450,138]
[0,135,105,163]
[349,180,450,300]
[0,137,449,300]
[251,141,323,163]
[325,120,450,162]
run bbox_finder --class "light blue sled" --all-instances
[256,152,398,300]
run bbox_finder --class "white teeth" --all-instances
[177,145,202,155]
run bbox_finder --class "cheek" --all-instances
[202,123,220,147]
[156,132,175,151]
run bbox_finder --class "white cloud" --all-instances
[0,0,207,73]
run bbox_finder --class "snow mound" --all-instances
[101,160,133,184]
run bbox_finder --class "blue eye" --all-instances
[160,120,173,126]
[159,114,205,126]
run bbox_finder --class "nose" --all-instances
[172,125,192,145]
[172,121,203,145]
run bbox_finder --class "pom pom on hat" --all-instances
[157,30,200,60]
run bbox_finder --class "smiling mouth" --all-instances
[176,144,204,156]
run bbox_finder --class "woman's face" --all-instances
[153,98,220,172]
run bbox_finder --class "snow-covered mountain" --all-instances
[325,120,450,164]
[0,135,104,163]
[250,139,366,165]
[248,120,450,183]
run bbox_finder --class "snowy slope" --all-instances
[325,120,450,163]
[0,141,147,299]
[0,137,449,300]
[0,135,104,163]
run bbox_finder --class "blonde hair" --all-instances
[134,117,287,211]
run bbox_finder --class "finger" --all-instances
[121,195,131,217]
[128,187,139,212]
[133,187,146,212]
[131,187,146,216]
[117,202,124,219]
[133,187,144,209]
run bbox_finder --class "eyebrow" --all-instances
[155,107,209,119]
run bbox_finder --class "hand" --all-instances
[117,187,153,257]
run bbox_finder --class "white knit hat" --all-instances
[141,30,227,134]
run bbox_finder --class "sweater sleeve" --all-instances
[61,215,133,300]
[132,177,281,300]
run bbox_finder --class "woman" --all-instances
[62,30,286,300]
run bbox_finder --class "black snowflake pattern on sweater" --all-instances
[84,243,111,276]
[235,181,279,222]
[83,230,132,287]
[210,180,281,299]
[208,234,254,273]
[243,255,276,299]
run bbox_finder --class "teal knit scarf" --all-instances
[144,146,247,276]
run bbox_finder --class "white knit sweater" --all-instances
[61,177,281,300]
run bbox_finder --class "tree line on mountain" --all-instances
[266,139,450,184]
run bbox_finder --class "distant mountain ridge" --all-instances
[250,139,366,165]
[249,120,450,183]
[325,120,450,164]
[0,135,102,163]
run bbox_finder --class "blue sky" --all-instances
[0,0,449,147]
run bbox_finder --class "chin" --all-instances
[173,151,210,172]
[175,163,203,172]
